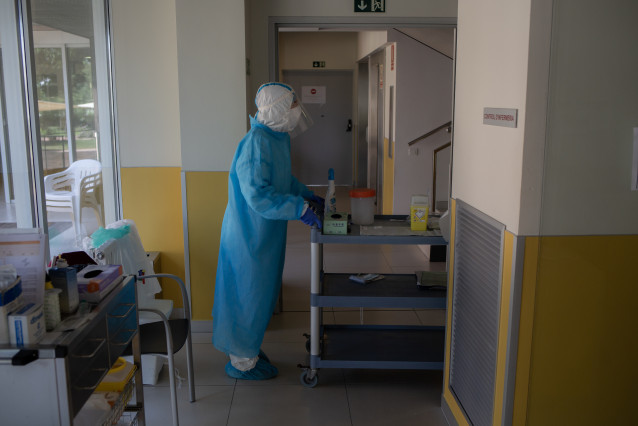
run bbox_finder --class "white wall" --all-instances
[389,29,453,215]
[540,0,638,235]
[357,31,387,60]
[111,0,181,167]
[175,0,246,172]
[452,0,532,234]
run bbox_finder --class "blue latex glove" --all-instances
[300,205,322,228]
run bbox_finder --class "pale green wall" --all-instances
[541,0,638,235]
[111,0,181,168]
[175,0,247,172]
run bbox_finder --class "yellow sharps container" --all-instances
[410,195,429,231]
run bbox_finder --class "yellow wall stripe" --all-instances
[525,235,638,425]
[493,231,514,425]
[121,167,185,306]
[512,236,539,426]
[184,171,228,321]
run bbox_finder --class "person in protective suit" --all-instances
[212,82,323,380]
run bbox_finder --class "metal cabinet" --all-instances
[300,216,447,387]
[0,275,145,425]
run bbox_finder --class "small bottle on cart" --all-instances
[49,258,79,314]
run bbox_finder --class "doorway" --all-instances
[272,22,456,216]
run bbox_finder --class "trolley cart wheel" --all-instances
[300,370,319,388]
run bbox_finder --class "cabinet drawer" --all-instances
[105,279,137,363]
[67,319,109,383]
[108,307,137,364]
[67,320,110,417]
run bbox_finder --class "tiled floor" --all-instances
[142,193,449,426]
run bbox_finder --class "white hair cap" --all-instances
[255,83,298,133]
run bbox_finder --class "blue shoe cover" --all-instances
[258,349,270,364]
[225,358,278,380]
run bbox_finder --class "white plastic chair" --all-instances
[44,159,104,241]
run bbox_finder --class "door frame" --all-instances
[267,16,456,83]
[268,16,457,211]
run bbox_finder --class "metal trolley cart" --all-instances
[299,215,448,387]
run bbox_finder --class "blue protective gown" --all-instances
[212,116,312,358]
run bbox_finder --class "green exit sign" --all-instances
[354,0,385,13]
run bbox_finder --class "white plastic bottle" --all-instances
[325,168,337,214]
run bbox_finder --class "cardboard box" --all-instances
[77,265,123,302]
[323,212,348,235]
[1,277,23,344]
[9,302,45,346]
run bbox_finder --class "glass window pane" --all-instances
[35,47,70,173]
[0,49,15,226]
[30,0,115,255]
[0,33,29,229]
[69,46,98,162]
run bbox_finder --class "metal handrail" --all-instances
[407,121,452,146]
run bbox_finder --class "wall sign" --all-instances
[391,44,395,70]
[302,86,326,104]
[354,0,385,13]
[483,107,518,128]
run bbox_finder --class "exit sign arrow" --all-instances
[354,0,385,13]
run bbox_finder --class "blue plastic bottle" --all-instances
[49,258,79,314]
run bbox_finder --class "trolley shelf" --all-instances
[311,215,446,245]
[315,325,445,370]
[313,273,446,308]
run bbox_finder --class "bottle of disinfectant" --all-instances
[325,168,337,214]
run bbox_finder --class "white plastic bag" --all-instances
[86,219,162,304]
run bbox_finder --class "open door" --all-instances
[365,49,385,213]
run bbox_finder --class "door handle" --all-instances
[346,119,352,132]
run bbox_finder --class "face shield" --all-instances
[287,92,313,138]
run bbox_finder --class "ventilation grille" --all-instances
[449,201,504,426]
